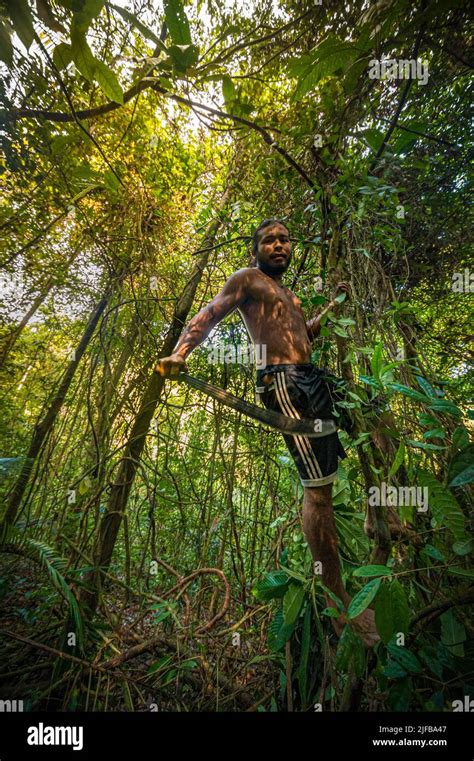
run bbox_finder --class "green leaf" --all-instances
[361,128,384,153]
[335,626,366,675]
[347,577,381,619]
[415,375,437,398]
[375,580,410,644]
[418,647,444,680]
[53,42,73,70]
[147,655,173,674]
[72,0,106,33]
[370,342,383,379]
[290,36,359,101]
[440,610,466,658]
[353,565,392,578]
[5,0,34,49]
[93,59,123,103]
[253,570,290,601]
[268,608,296,651]
[109,3,167,51]
[452,426,470,451]
[0,20,13,66]
[421,544,445,562]
[383,659,408,679]
[388,643,422,673]
[103,169,121,191]
[418,470,468,543]
[406,439,447,451]
[321,606,341,618]
[335,625,353,670]
[332,325,348,337]
[222,75,236,104]
[388,440,405,477]
[283,583,305,625]
[418,412,439,427]
[428,399,462,417]
[387,383,430,404]
[70,26,96,82]
[423,428,445,440]
[167,43,199,72]
[448,445,474,488]
[452,539,472,556]
[447,566,474,579]
[163,0,192,45]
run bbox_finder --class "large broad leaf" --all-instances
[388,643,422,674]
[361,128,384,153]
[388,440,406,477]
[53,42,73,70]
[70,26,96,82]
[370,342,383,380]
[291,36,360,101]
[283,583,305,626]
[335,512,369,556]
[418,470,468,544]
[347,577,381,619]
[375,579,410,644]
[94,60,123,104]
[163,0,192,45]
[0,20,13,66]
[5,0,34,49]
[268,608,296,651]
[252,570,290,601]
[448,445,474,488]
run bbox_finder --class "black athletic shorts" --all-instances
[256,363,347,487]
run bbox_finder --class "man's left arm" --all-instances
[306,282,351,341]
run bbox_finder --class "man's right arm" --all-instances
[155,270,249,378]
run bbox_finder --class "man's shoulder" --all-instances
[226,267,262,286]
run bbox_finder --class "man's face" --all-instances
[255,223,292,276]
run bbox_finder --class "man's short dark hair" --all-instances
[251,218,289,255]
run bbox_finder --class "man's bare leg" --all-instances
[302,484,380,648]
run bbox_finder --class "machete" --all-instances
[176,372,336,438]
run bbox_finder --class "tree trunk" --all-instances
[84,186,232,612]
[1,277,123,536]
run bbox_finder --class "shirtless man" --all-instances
[156,219,380,647]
